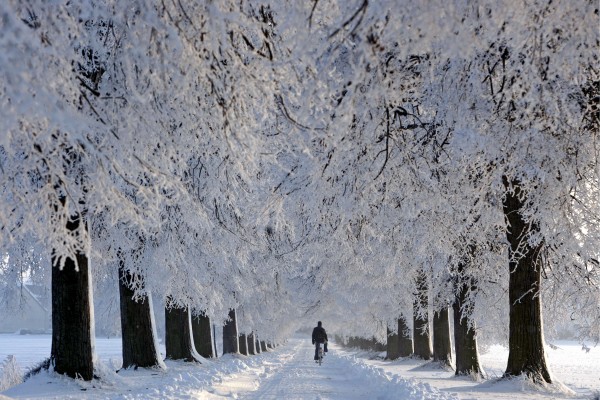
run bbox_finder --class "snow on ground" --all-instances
[0,335,124,373]
[198,338,455,400]
[0,335,454,400]
[0,334,598,399]
[347,341,600,400]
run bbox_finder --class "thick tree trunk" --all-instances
[192,312,214,358]
[397,315,413,357]
[502,177,552,383]
[222,309,239,354]
[213,324,218,358]
[51,247,94,380]
[260,341,268,352]
[255,337,262,353]
[247,333,257,355]
[432,307,452,368]
[239,334,249,355]
[453,273,483,376]
[413,271,432,359]
[386,325,400,360]
[165,303,198,361]
[118,261,162,369]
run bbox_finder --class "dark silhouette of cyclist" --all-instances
[311,321,328,361]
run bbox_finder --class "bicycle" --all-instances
[315,340,327,366]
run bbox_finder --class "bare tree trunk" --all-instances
[239,334,249,355]
[247,333,257,355]
[192,312,214,358]
[213,324,218,358]
[413,270,432,359]
[255,336,262,353]
[118,257,162,369]
[51,243,94,380]
[502,177,552,383]
[453,272,483,376]
[432,307,452,368]
[49,46,98,384]
[222,309,239,354]
[165,303,198,361]
[260,341,268,352]
[386,325,400,360]
[397,315,413,357]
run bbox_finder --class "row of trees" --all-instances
[289,1,598,386]
[0,0,598,388]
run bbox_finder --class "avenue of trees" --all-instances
[0,0,598,390]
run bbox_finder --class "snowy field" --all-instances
[0,334,598,399]
[349,342,600,400]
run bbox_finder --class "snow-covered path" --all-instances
[204,340,332,399]
[4,334,596,399]
[201,338,455,400]
[2,336,455,399]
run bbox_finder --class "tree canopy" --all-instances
[1,0,598,352]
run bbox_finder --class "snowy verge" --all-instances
[2,352,273,399]
[340,340,599,400]
[479,375,575,397]
[331,349,458,400]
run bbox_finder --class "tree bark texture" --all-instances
[432,307,452,367]
[51,247,94,381]
[502,177,552,383]
[386,325,400,360]
[413,271,432,359]
[247,333,257,355]
[118,262,162,369]
[165,304,197,361]
[397,316,413,357]
[222,309,239,354]
[255,337,262,353]
[192,312,214,358]
[239,334,249,355]
[453,272,483,376]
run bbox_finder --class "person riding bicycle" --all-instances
[312,321,328,361]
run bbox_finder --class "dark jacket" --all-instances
[312,326,328,344]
